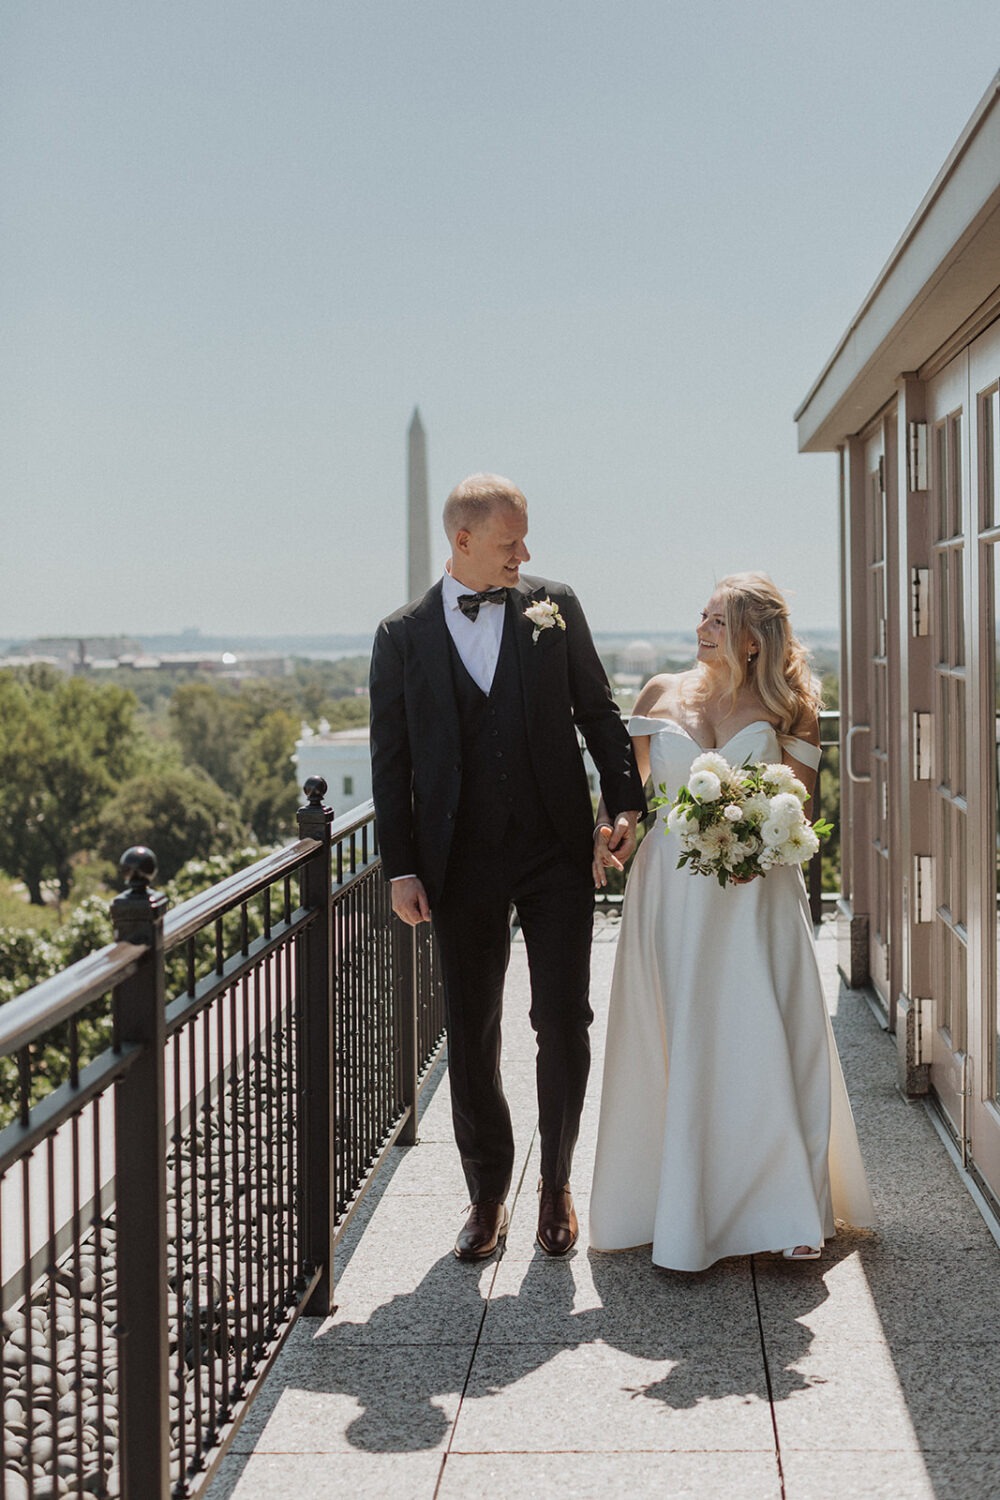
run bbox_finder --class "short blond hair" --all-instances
[443,473,527,541]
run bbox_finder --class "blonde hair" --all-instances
[443,473,527,541]
[708,572,821,735]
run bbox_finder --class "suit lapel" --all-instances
[409,583,459,726]
[511,578,546,721]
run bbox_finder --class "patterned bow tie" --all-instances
[457,587,507,621]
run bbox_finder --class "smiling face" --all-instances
[696,592,728,665]
[451,502,531,592]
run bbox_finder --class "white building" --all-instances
[292,726,372,814]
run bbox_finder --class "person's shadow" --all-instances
[277,1235,842,1452]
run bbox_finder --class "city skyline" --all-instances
[3,4,999,639]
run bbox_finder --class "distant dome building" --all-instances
[619,639,655,676]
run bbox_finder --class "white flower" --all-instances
[777,824,819,864]
[760,817,787,848]
[524,597,566,641]
[687,770,722,803]
[722,804,743,822]
[695,823,732,857]
[769,792,805,830]
[667,803,696,835]
[762,762,797,793]
[742,793,771,824]
[690,750,730,779]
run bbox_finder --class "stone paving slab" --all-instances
[207,923,1000,1499]
[437,1451,784,1500]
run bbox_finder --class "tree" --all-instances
[95,766,247,883]
[0,667,140,903]
[168,682,244,795]
[239,709,300,844]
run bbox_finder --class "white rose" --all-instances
[722,804,743,822]
[761,817,787,848]
[687,770,722,803]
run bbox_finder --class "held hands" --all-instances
[592,812,639,888]
[390,876,432,926]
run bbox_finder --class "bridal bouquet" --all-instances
[653,751,832,888]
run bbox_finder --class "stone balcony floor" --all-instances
[207,921,1000,1500]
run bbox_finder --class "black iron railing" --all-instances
[807,709,841,924]
[0,780,445,1499]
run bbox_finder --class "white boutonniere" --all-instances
[524,597,567,642]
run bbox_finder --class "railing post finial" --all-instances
[297,778,334,843]
[111,845,169,944]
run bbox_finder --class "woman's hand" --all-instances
[592,824,624,888]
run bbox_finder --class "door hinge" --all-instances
[913,711,933,780]
[913,854,934,923]
[908,420,929,492]
[911,566,930,636]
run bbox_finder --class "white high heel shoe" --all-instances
[782,1243,822,1260]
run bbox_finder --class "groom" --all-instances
[369,473,644,1259]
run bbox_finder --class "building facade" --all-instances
[797,72,1000,1207]
[293,727,373,813]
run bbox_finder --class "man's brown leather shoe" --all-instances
[454,1201,509,1261]
[536,1180,578,1256]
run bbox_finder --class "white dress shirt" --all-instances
[441,565,506,694]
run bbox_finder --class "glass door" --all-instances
[865,440,892,1007]
[969,331,1000,1197]
[926,356,969,1139]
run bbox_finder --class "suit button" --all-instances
[453,762,461,771]
[495,751,503,759]
[446,811,455,820]
[499,773,508,782]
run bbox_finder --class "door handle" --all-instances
[846,723,872,784]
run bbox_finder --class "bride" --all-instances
[589,573,875,1271]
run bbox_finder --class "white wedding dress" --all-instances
[589,716,875,1272]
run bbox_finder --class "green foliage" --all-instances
[238,709,299,842]
[95,766,247,883]
[0,666,141,902]
[292,657,369,718]
[0,876,61,932]
[0,847,267,1126]
[169,682,245,795]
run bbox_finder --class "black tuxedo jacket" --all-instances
[369,575,645,907]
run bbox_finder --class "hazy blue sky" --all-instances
[3,3,998,642]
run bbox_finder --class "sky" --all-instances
[2,3,999,644]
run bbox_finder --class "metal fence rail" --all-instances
[0,780,445,1499]
[808,709,841,924]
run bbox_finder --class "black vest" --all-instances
[447,602,548,847]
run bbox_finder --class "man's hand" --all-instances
[390,876,432,926]
[592,825,624,888]
[606,811,639,864]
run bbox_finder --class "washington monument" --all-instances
[407,408,431,600]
